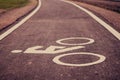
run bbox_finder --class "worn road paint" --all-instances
[53,52,106,67]
[11,50,23,53]
[11,37,106,67]
[23,46,85,54]
[56,37,95,46]
[12,37,94,54]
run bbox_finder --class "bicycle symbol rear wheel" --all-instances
[53,52,106,67]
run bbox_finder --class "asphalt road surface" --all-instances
[0,0,120,80]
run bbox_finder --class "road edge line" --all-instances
[61,0,120,40]
[0,0,42,41]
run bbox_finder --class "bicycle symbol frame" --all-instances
[12,37,106,67]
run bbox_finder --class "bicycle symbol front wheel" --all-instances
[53,52,106,67]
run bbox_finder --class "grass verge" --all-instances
[0,0,29,9]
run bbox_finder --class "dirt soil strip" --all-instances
[0,9,6,14]
[71,0,120,13]
[70,1,120,32]
[0,0,37,30]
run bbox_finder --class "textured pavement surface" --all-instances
[0,0,120,80]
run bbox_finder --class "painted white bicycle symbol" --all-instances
[12,37,106,67]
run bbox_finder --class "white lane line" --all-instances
[0,0,42,41]
[61,0,120,40]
